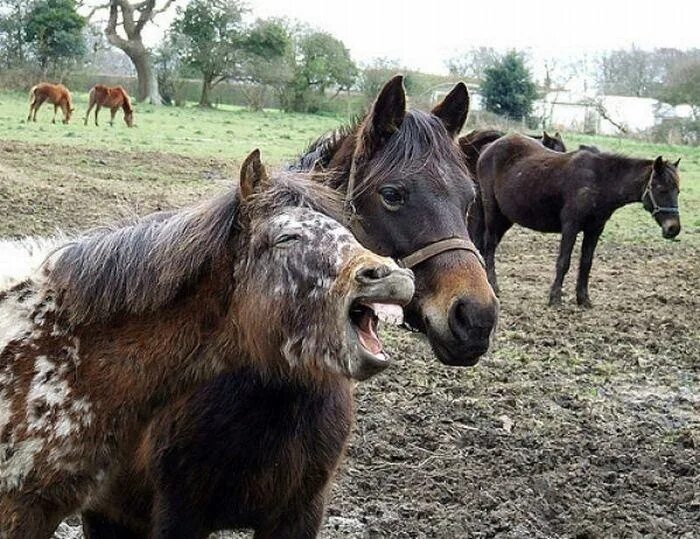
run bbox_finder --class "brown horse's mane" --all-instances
[293,109,469,198]
[121,88,133,114]
[50,173,343,327]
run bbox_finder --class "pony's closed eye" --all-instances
[274,233,302,247]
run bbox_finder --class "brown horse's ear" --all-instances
[359,75,406,156]
[240,149,269,200]
[653,155,664,173]
[672,158,681,168]
[542,131,551,141]
[554,131,562,141]
[432,82,469,137]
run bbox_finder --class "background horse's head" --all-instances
[643,156,681,239]
[322,76,498,366]
[233,150,415,381]
[542,131,566,152]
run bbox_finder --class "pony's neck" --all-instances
[613,158,653,207]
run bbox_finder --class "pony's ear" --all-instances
[432,82,469,137]
[653,155,664,173]
[554,131,562,141]
[359,75,406,156]
[240,149,269,200]
[672,158,681,168]
[542,131,551,140]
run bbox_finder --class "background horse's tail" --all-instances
[28,85,38,106]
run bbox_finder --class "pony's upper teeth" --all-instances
[372,303,404,326]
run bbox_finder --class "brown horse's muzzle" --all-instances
[660,217,681,239]
[405,250,499,366]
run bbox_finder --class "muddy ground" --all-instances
[1,141,698,538]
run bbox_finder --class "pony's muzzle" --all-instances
[354,264,415,305]
[661,218,680,239]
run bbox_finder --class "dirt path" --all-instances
[1,141,698,538]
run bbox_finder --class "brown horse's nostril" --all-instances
[448,297,496,351]
[355,264,393,284]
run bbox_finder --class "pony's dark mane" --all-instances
[290,118,360,172]
[50,173,343,327]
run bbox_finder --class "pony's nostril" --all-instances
[355,264,392,283]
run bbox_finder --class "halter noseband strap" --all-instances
[399,237,485,269]
[642,173,680,217]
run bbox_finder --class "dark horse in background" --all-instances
[292,75,498,365]
[460,129,567,251]
[80,76,498,538]
[477,134,681,306]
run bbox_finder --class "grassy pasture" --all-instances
[1,91,699,538]
[1,90,698,243]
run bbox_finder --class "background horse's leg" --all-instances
[548,223,579,306]
[481,204,511,296]
[95,104,102,126]
[575,223,605,308]
[52,104,58,124]
[254,494,325,539]
[84,102,94,125]
[110,107,117,126]
[32,96,46,121]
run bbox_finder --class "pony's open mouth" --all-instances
[348,300,404,363]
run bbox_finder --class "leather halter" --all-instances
[642,172,680,217]
[345,162,485,270]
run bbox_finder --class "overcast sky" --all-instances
[250,0,700,74]
[141,0,700,80]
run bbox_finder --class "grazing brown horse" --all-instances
[291,76,498,365]
[0,150,414,538]
[477,134,681,306]
[84,84,134,127]
[27,83,74,124]
[460,129,567,251]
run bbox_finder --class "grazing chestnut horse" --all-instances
[27,83,74,124]
[0,149,414,538]
[459,129,567,250]
[290,76,498,365]
[84,84,134,127]
[477,134,681,306]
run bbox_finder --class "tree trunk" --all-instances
[126,44,161,105]
[199,77,213,107]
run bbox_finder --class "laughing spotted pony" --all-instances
[0,150,414,538]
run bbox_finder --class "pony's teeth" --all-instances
[373,303,404,326]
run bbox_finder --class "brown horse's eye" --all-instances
[274,233,301,247]
[379,187,404,211]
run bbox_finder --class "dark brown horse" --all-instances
[27,83,74,124]
[477,134,681,306]
[460,129,567,251]
[0,150,413,538]
[292,76,498,365]
[84,84,134,127]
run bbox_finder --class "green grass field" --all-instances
[1,90,698,243]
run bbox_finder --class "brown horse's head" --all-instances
[311,76,498,366]
[124,109,134,127]
[643,156,681,239]
[234,150,415,381]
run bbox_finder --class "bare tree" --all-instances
[87,0,175,104]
